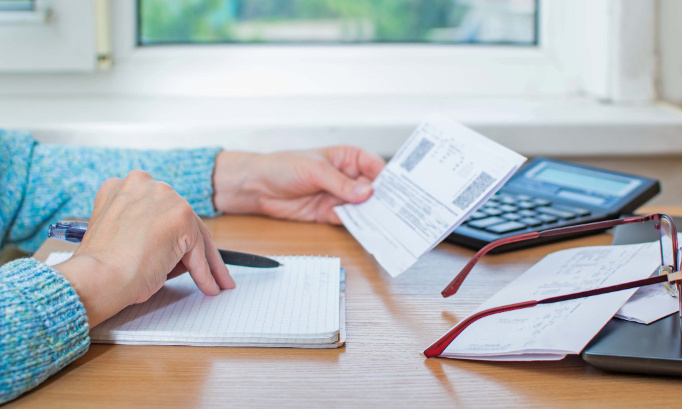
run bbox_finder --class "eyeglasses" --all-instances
[424,213,682,358]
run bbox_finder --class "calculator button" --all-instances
[518,217,543,227]
[516,194,532,201]
[517,201,536,209]
[517,209,538,217]
[498,204,518,213]
[468,217,507,229]
[498,195,517,205]
[553,205,591,217]
[501,213,522,221]
[485,221,527,234]
[469,211,487,220]
[481,207,503,216]
[536,213,558,224]
[533,198,551,206]
[535,206,576,220]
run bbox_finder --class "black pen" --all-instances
[47,221,280,268]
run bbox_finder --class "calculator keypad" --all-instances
[465,192,591,235]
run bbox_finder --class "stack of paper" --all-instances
[615,274,679,324]
[335,115,526,277]
[45,252,345,348]
[432,242,662,361]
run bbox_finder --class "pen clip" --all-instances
[48,221,87,243]
[54,220,88,231]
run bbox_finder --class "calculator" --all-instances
[445,158,661,253]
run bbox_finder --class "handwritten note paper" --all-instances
[615,278,679,324]
[438,242,661,361]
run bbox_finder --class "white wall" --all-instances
[658,0,682,106]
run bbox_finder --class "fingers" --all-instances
[168,263,189,280]
[75,168,239,327]
[313,146,385,204]
[310,161,372,205]
[143,173,235,294]
[318,175,374,224]
[355,147,386,180]
[324,145,386,180]
[180,227,221,296]
[323,197,345,224]
[196,215,235,290]
[328,213,342,225]
[171,213,235,294]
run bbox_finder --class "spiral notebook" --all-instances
[45,252,345,349]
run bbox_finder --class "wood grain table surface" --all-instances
[9,206,681,408]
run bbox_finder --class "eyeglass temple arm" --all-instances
[423,299,538,358]
[426,272,672,358]
[441,214,662,298]
[441,232,539,297]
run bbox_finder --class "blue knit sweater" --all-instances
[0,130,221,404]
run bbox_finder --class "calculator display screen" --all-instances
[531,164,635,196]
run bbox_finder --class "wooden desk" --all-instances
[9,208,681,408]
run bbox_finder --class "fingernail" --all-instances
[354,184,372,197]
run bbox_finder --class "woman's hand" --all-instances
[213,146,386,224]
[56,170,235,327]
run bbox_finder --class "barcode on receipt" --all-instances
[453,172,496,210]
[400,138,435,172]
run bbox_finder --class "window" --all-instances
[138,0,538,45]
[94,0,555,98]
[0,0,672,158]
[0,0,34,11]
[0,0,659,104]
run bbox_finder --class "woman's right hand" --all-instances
[55,170,235,327]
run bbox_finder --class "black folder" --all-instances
[581,216,682,375]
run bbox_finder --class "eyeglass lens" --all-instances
[658,216,679,297]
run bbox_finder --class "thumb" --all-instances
[311,162,374,204]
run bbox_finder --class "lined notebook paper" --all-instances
[45,252,345,348]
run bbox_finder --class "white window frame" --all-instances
[0,0,97,72]
[658,0,682,106]
[104,0,572,98]
[0,0,656,103]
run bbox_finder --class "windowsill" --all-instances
[1,95,681,157]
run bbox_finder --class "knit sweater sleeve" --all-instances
[1,131,222,253]
[0,258,90,404]
[0,131,222,403]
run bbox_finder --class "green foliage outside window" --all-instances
[139,0,536,45]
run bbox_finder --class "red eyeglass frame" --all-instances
[442,214,672,298]
[425,213,682,358]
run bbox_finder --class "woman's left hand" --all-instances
[213,145,385,224]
